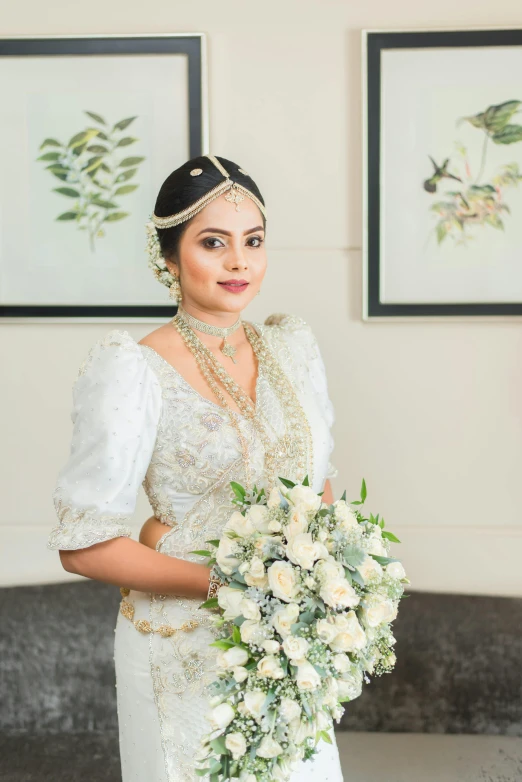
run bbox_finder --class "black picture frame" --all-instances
[0,34,206,320]
[364,28,522,319]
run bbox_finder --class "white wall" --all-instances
[1,0,521,596]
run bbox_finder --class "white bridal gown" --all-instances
[48,313,345,782]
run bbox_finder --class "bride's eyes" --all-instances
[203,236,264,249]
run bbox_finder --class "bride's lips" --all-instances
[217,279,249,294]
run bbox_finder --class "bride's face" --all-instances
[165,194,267,315]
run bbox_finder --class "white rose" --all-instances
[243,689,266,720]
[362,599,398,628]
[206,702,235,731]
[244,556,268,588]
[287,485,322,513]
[286,532,319,570]
[257,735,283,758]
[330,611,366,653]
[247,504,271,533]
[271,603,300,637]
[357,555,383,584]
[295,660,321,691]
[225,510,255,538]
[332,653,351,673]
[282,635,310,661]
[314,541,330,560]
[216,535,241,575]
[267,560,300,603]
[217,586,245,619]
[315,709,332,731]
[280,697,301,723]
[333,500,358,529]
[221,645,249,668]
[386,561,406,580]
[262,639,281,654]
[317,527,328,543]
[282,508,309,539]
[337,669,363,701]
[233,666,249,683]
[268,519,282,532]
[288,716,315,744]
[365,535,387,557]
[316,617,339,644]
[314,556,344,583]
[240,619,265,645]
[239,597,261,621]
[225,731,247,760]
[257,655,285,679]
[272,759,293,781]
[304,575,316,589]
[320,578,360,610]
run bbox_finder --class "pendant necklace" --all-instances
[176,303,242,364]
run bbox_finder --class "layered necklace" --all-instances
[171,306,314,492]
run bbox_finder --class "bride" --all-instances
[48,154,344,781]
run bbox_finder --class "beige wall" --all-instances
[2,1,521,595]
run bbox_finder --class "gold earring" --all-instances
[169,276,182,303]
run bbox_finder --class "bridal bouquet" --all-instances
[192,477,408,782]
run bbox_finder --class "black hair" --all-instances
[154,155,266,262]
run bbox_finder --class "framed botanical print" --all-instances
[363,27,522,319]
[0,33,208,319]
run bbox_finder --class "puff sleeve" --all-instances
[48,330,162,550]
[264,314,338,480]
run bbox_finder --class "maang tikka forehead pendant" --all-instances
[224,183,245,211]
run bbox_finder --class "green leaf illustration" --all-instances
[86,144,109,154]
[492,124,522,144]
[463,100,522,133]
[39,138,62,149]
[119,156,145,167]
[105,211,129,221]
[85,110,107,125]
[113,116,137,132]
[114,184,139,196]
[115,137,137,148]
[53,187,81,198]
[115,168,138,182]
[37,152,61,162]
[56,212,78,221]
[68,129,99,149]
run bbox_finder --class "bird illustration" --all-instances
[423,157,462,193]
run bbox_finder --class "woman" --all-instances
[48,154,344,782]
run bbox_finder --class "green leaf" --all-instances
[278,477,296,488]
[91,199,118,210]
[370,554,399,566]
[351,500,362,505]
[85,110,107,125]
[206,539,221,548]
[198,597,219,610]
[462,100,522,133]
[261,688,277,717]
[37,151,61,162]
[343,545,366,567]
[86,144,109,154]
[104,211,129,222]
[343,566,353,584]
[195,769,211,777]
[232,625,241,643]
[485,213,504,230]
[114,116,137,132]
[209,640,235,650]
[119,156,145,167]
[360,479,367,503]
[116,136,138,147]
[188,549,212,557]
[114,184,139,196]
[209,735,228,754]
[302,474,310,486]
[56,212,78,221]
[208,758,223,774]
[493,124,522,144]
[69,129,99,149]
[115,168,138,182]
[351,569,365,587]
[382,531,401,543]
[317,729,333,745]
[230,481,246,500]
[340,489,347,501]
[39,138,62,149]
[53,187,80,198]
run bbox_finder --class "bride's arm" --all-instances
[59,538,211,601]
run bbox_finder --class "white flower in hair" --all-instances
[145,217,174,285]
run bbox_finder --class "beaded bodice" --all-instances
[48,313,337,553]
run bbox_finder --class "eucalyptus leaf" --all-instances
[342,545,366,567]
[351,569,365,588]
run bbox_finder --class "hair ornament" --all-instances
[145,219,176,289]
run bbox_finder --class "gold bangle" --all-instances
[207,567,227,601]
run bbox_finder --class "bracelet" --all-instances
[207,565,227,600]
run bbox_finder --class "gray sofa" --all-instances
[1,582,521,781]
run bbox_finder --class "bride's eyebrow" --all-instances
[196,226,265,237]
